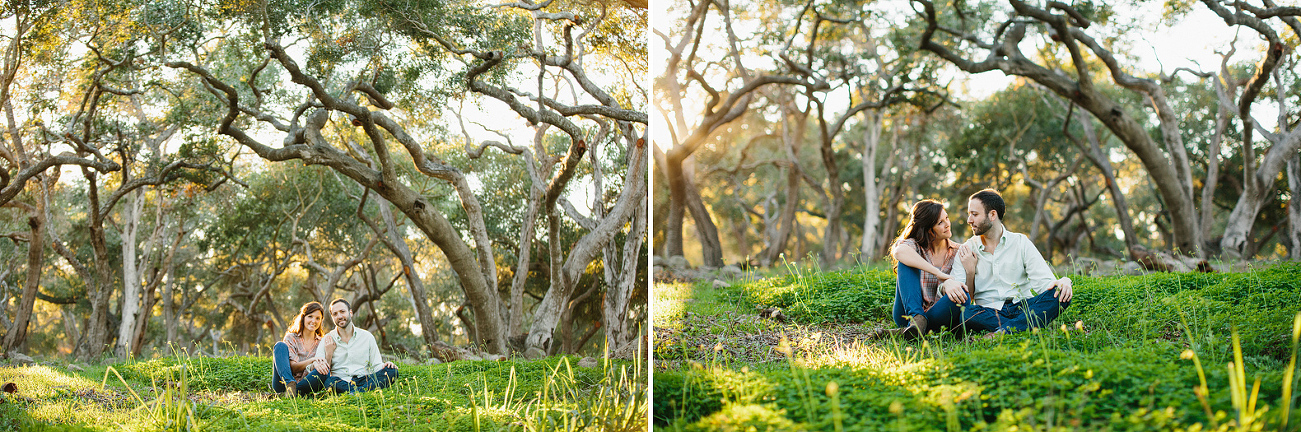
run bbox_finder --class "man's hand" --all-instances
[941,278,969,304]
[382,361,397,370]
[312,357,330,375]
[957,245,977,272]
[1052,276,1073,303]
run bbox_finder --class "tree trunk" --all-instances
[859,111,890,260]
[816,113,845,269]
[162,257,177,348]
[375,196,441,348]
[1289,154,1301,260]
[761,105,807,266]
[663,153,723,267]
[508,187,542,337]
[115,189,145,357]
[526,137,646,354]
[681,157,724,267]
[375,179,507,353]
[131,219,184,356]
[879,175,905,258]
[1220,69,1301,258]
[605,197,645,357]
[1201,67,1233,246]
[77,169,115,361]
[762,162,801,267]
[663,150,688,259]
[1061,99,1140,255]
[3,210,43,354]
[130,283,158,358]
[61,305,81,353]
[1074,93,1201,255]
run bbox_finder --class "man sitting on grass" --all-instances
[946,189,1074,335]
[301,298,399,395]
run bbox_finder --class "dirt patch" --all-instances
[654,309,890,369]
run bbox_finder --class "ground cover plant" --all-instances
[0,352,646,431]
[653,261,1301,431]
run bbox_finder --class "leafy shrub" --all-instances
[727,268,895,324]
[117,355,270,392]
[682,404,807,431]
[654,366,771,426]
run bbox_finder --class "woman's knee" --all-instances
[896,263,922,281]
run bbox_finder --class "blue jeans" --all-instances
[892,263,964,333]
[301,366,399,395]
[271,342,312,394]
[961,287,1071,333]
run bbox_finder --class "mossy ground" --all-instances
[0,352,646,431]
[653,262,1301,431]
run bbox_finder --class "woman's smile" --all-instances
[305,311,322,332]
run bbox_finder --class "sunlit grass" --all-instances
[652,282,693,330]
[3,349,645,431]
[655,262,1301,430]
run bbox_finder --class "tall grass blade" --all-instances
[1282,311,1301,429]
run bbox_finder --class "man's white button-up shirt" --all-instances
[950,229,1058,310]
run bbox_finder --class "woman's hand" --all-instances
[958,245,977,272]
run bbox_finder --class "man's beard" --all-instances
[336,317,350,329]
[972,219,992,236]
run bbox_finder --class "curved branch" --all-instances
[0,154,120,206]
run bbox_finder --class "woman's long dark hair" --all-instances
[893,199,945,256]
[286,301,326,339]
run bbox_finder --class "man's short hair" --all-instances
[330,298,351,311]
[970,189,1006,221]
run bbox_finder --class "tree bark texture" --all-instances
[859,110,890,260]
[115,189,144,357]
[3,208,43,354]
[526,136,646,354]
[376,196,442,348]
[1289,154,1301,260]
[1219,68,1301,258]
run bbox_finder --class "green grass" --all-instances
[654,262,1301,431]
[1,350,646,431]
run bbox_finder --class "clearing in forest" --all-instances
[654,262,1301,431]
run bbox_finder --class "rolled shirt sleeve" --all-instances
[367,332,384,374]
[949,244,967,287]
[284,334,301,363]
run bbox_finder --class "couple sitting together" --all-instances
[270,299,400,397]
[877,189,1075,339]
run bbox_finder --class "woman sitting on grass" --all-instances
[873,199,976,340]
[271,301,325,396]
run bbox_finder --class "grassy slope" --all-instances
[654,263,1301,431]
[1,353,646,431]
